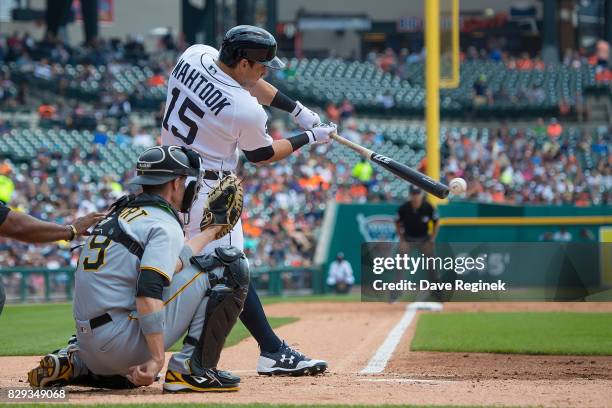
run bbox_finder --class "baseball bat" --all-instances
[330,133,450,199]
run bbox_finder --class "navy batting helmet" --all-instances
[219,25,285,69]
[129,145,200,186]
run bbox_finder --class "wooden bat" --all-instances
[330,132,450,199]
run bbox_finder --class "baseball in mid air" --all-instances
[449,178,467,195]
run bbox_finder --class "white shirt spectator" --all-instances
[327,259,355,286]
[553,230,572,242]
[133,132,154,147]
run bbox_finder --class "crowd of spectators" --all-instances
[1,29,610,128]
[0,116,609,281]
[0,31,610,297]
[366,39,610,77]
[361,40,610,115]
[0,30,180,132]
[442,123,610,205]
[0,148,126,298]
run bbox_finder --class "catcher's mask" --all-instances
[129,145,202,220]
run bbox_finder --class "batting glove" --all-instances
[292,101,322,129]
[305,122,337,144]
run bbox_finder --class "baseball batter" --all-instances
[28,146,250,392]
[160,25,334,375]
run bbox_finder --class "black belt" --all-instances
[203,170,231,180]
[90,313,112,330]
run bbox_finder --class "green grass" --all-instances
[411,312,612,355]
[0,303,296,356]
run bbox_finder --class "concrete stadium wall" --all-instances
[278,0,542,21]
[1,0,541,51]
[0,0,180,51]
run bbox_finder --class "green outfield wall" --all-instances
[324,202,612,284]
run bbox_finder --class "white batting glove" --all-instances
[305,122,337,144]
[292,101,321,129]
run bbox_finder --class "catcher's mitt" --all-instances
[200,174,244,239]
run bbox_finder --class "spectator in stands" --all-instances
[0,165,15,205]
[108,93,131,122]
[147,68,166,87]
[489,45,503,62]
[596,39,609,70]
[505,55,517,70]
[326,252,354,294]
[552,227,572,242]
[0,118,10,133]
[339,98,355,122]
[558,98,572,117]
[472,74,492,106]
[526,85,545,105]
[406,48,423,65]
[86,144,102,161]
[533,118,546,138]
[93,124,109,145]
[377,48,397,72]
[130,124,155,147]
[161,28,177,51]
[516,52,534,70]
[37,101,56,120]
[325,102,340,123]
[547,118,563,138]
[352,158,374,187]
[376,90,395,112]
[280,61,296,81]
[341,119,361,143]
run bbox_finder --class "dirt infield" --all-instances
[2,302,612,407]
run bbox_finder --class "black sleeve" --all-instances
[426,202,439,222]
[396,203,407,223]
[136,268,167,300]
[0,203,10,227]
[287,133,309,151]
[243,145,275,163]
[270,91,297,113]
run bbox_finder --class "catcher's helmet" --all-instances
[218,25,285,69]
[129,145,200,186]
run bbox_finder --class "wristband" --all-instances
[270,91,297,113]
[66,224,77,241]
[287,133,310,151]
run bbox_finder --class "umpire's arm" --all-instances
[0,209,104,243]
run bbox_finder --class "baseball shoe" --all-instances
[163,369,240,393]
[27,353,73,388]
[257,341,327,376]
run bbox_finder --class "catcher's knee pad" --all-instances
[188,246,249,375]
[191,246,250,290]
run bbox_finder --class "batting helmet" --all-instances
[129,145,200,186]
[218,25,285,69]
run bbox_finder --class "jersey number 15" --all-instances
[162,87,204,145]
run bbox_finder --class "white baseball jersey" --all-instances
[161,44,273,171]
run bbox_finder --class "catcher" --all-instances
[27,145,248,393]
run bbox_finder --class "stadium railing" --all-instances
[0,265,326,303]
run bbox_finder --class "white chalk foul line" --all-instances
[360,302,443,375]
[358,378,453,384]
